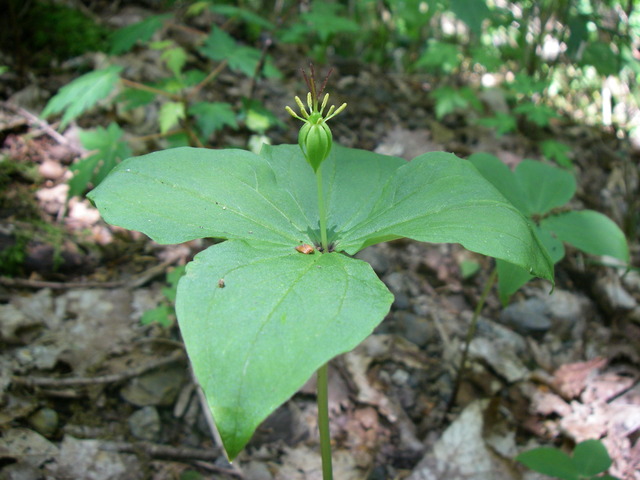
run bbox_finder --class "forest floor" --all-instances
[1,5,640,480]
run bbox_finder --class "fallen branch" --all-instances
[0,258,178,290]
[12,349,185,388]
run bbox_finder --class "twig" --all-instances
[1,101,84,153]
[188,59,228,99]
[0,258,177,290]
[120,78,182,102]
[12,349,185,388]
[99,440,224,464]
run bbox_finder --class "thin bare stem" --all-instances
[317,363,333,480]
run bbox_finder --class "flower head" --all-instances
[285,66,347,172]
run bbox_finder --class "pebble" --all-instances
[120,365,185,407]
[499,298,551,336]
[128,406,161,442]
[355,245,390,275]
[28,408,59,437]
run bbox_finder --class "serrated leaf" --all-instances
[189,102,238,138]
[159,102,185,133]
[140,305,174,327]
[200,27,278,78]
[514,103,558,127]
[299,2,359,43]
[161,47,187,78]
[542,210,629,263]
[209,4,275,30]
[176,240,393,458]
[541,139,572,167]
[42,66,123,129]
[475,113,517,136]
[110,14,171,54]
[69,122,130,197]
[516,447,580,480]
[572,439,612,476]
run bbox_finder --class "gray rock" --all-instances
[355,245,390,275]
[394,312,432,347]
[499,298,551,335]
[128,406,161,441]
[120,365,185,407]
[28,408,59,437]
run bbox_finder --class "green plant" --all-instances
[140,265,186,327]
[40,7,281,198]
[88,68,553,476]
[469,153,629,304]
[517,439,620,480]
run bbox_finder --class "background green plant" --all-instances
[469,153,629,303]
[517,439,620,480]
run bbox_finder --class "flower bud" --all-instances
[285,71,346,173]
[299,116,333,172]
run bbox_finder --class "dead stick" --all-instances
[12,350,185,388]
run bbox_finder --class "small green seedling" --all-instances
[88,68,553,477]
[140,265,186,327]
[469,153,629,304]
[517,439,620,480]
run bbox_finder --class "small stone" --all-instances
[120,365,185,407]
[499,298,551,336]
[28,408,59,437]
[394,312,431,347]
[355,246,390,275]
[391,369,410,386]
[128,406,161,442]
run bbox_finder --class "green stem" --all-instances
[317,363,333,480]
[316,165,329,252]
[445,267,498,416]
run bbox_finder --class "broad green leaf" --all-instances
[516,447,580,480]
[573,440,612,477]
[190,102,238,138]
[88,147,309,246]
[580,41,620,76]
[159,102,185,133]
[469,153,527,212]
[70,123,130,197]
[90,143,556,460]
[542,210,629,263]
[451,0,490,35]
[416,40,461,73]
[496,226,563,304]
[337,152,554,281]
[42,66,123,129]
[110,14,171,54]
[176,240,393,458]
[514,160,575,216]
